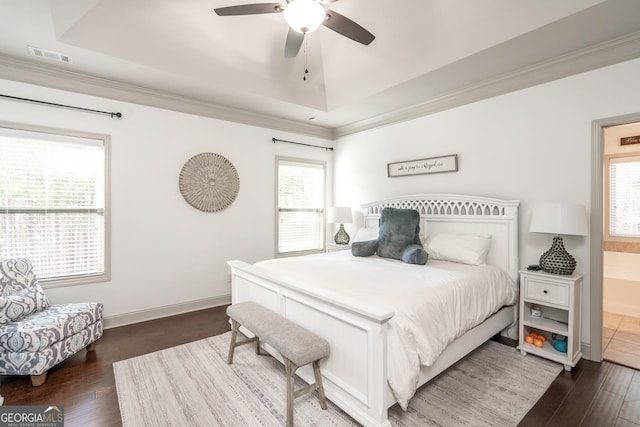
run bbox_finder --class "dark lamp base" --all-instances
[539,236,576,275]
[334,224,350,245]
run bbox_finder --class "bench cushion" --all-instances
[227,302,329,367]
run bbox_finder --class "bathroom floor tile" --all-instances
[604,313,640,371]
[604,348,640,371]
[605,312,625,330]
[614,330,640,345]
[619,316,640,335]
[604,327,616,350]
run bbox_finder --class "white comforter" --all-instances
[255,251,518,409]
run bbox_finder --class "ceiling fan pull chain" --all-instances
[303,38,308,81]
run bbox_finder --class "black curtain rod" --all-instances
[0,94,122,119]
[272,137,333,151]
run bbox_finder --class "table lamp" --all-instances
[327,207,352,245]
[529,203,588,275]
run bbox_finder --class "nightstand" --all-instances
[326,243,351,253]
[517,269,583,371]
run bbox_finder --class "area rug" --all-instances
[114,332,561,426]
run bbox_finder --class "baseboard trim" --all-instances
[582,341,595,362]
[603,302,640,319]
[103,295,231,329]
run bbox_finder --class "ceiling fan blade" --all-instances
[323,9,375,45]
[284,28,304,58]
[214,3,283,16]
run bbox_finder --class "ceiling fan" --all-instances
[213,0,375,58]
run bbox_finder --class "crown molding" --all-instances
[0,55,334,140]
[333,30,640,138]
[2,29,640,141]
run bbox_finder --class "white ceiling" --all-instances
[1,0,640,138]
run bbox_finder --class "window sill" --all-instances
[603,241,640,254]
[40,273,110,289]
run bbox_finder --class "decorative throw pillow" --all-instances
[352,207,428,265]
[0,257,39,295]
[0,284,50,324]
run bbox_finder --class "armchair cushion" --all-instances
[0,303,103,352]
[0,284,50,324]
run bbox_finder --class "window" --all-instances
[0,123,110,286]
[608,155,640,239]
[276,157,325,256]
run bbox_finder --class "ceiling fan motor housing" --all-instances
[283,0,326,34]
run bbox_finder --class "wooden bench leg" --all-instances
[228,319,239,364]
[227,319,261,365]
[312,360,327,410]
[86,341,97,352]
[255,336,261,355]
[284,358,297,427]
[283,357,328,426]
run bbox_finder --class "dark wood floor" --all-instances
[1,305,639,426]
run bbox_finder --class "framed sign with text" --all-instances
[621,135,640,146]
[387,154,458,178]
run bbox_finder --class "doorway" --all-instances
[602,122,640,369]
[591,115,640,367]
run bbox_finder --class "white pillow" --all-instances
[353,227,379,242]
[426,233,491,265]
[419,231,428,246]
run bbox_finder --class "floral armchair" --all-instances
[0,258,103,386]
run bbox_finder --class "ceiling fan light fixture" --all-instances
[283,0,326,34]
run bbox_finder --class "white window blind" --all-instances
[609,155,640,238]
[0,125,109,285]
[277,158,325,255]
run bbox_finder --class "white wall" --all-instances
[4,56,640,343]
[0,78,333,326]
[334,57,640,350]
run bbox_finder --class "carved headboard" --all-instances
[361,194,520,282]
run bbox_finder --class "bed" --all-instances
[227,194,520,427]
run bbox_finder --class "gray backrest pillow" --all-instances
[351,207,428,265]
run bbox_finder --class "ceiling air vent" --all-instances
[28,46,73,64]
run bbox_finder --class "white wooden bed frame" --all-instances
[227,194,520,427]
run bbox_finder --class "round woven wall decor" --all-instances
[179,153,239,212]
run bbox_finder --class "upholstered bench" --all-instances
[226,301,330,427]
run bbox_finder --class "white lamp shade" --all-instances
[283,0,326,34]
[529,203,589,236]
[327,206,352,224]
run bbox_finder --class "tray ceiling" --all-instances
[1,0,640,138]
